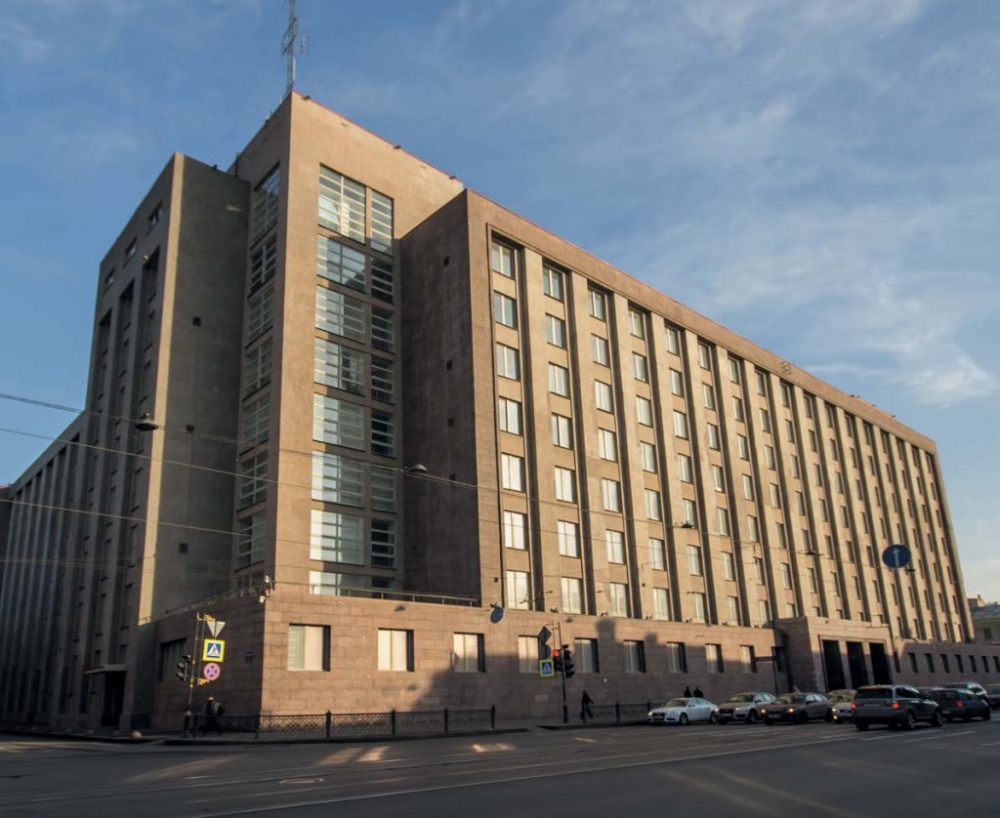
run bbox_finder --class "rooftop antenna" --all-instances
[282,0,307,96]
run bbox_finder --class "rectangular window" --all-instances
[543,265,564,300]
[310,509,364,564]
[698,343,712,369]
[673,410,688,438]
[501,453,525,491]
[555,467,576,502]
[712,465,725,492]
[706,643,724,673]
[371,257,394,303]
[742,474,755,501]
[624,641,646,673]
[602,479,621,512]
[608,582,629,616]
[494,292,518,328]
[598,428,617,460]
[497,344,520,380]
[756,371,768,396]
[666,325,681,354]
[545,314,567,348]
[552,414,574,449]
[503,510,527,550]
[670,369,685,396]
[747,516,760,542]
[692,592,708,623]
[703,383,716,410]
[251,166,280,244]
[499,398,522,434]
[629,309,645,338]
[371,467,396,512]
[371,520,395,569]
[723,552,736,581]
[506,570,531,609]
[637,397,654,426]
[781,563,793,589]
[666,642,687,673]
[378,629,413,672]
[575,638,599,672]
[316,235,366,291]
[491,241,515,277]
[314,338,365,395]
[319,166,365,242]
[247,285,274,342]
[249,236,278,292]
[648,537,666,570]
[370,190,393,254]
[453,633,484,672]
[717,507,730,536]
[733,397,745,422]
[371,307,394,352]
[558,520,580,557]
[592,335,610,365]
[371,410,395,457]
[741,645,757,673]
[288,624,330,671]
[517,635,539,672]
[239,450,269,508]
[645,489,662,521]
[561,577,583,613]
[316,286,366,342]
[606,530,625,563]
[729,358,742,384]
[371,357,394,404]
[653,588,672,620]
[683,499,697,527]
[311,451,364,507]
[633,353,649,382]
[594,381,612,411]
[245,338,273,396]
[236,512,265,566]
[738,435,750,460]
[589,289,607,320]
[313,394,364,450]
[707,423,721,450]
[688,545,703,576]
[643,442,659,473]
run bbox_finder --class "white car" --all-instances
[648,697,719,725]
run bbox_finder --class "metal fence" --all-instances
[188,706,496,740]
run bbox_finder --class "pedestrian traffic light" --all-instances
[552,648,563,673]
[176,653,193,681]
[562,645,575,679]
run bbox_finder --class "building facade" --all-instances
[1,92,996,732]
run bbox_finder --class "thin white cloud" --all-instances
[0,20,50,64]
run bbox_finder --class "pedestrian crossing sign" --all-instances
[203,639,226,662]
[539,658,555,678]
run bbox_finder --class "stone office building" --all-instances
[2,92,996,732]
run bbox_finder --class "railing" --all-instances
[581,702,655,724]
[188,706,496,740]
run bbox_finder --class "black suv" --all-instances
[852,685,942,731]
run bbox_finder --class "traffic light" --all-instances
[562,645,575,679]
[175,654,193,682]
[537,626,552,661]
[552,648,563,673]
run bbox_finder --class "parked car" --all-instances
[852,685,942,730]
[648,697,719,725]
[985,684,1000,710]
[942,682,989,704]
[826,689,857,723]
[760,693,833,725]
[927,687,992,722]
[716,691,777,724]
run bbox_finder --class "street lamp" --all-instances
[135,412,159,433]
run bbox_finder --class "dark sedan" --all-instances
[761,693,833,724]
[927,688,992,722]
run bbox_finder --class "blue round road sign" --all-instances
[882,544,912,570]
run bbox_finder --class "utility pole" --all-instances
[556,623,568,724]
[183,613,208,736]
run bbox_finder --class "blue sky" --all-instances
[2,1,998,600]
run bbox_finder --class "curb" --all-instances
[162,726,531,746]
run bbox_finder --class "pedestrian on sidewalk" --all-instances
[205,696,224,735]
[683,685,692,697]
[693,685,704,698]
[580,690,594,722]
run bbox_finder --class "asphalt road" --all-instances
[2,719,998,817]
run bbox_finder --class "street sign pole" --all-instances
[557,622,568,724]
[185,613,209,737]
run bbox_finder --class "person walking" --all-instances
[205,696,224,735]
[580,690,595,722]
[693,685,704,698]
[683,685,692,697]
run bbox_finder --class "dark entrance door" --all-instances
[869,642,892,684]
[822,640,847,690]
[847,642,870,687]
[100,671,125,729]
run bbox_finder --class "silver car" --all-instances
[827,689,857,723]
[716,691,776,724]
[648,697,719,726]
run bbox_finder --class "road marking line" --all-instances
[904,730,974,743]
[978,740,1000,746]
[574,737,597,743]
